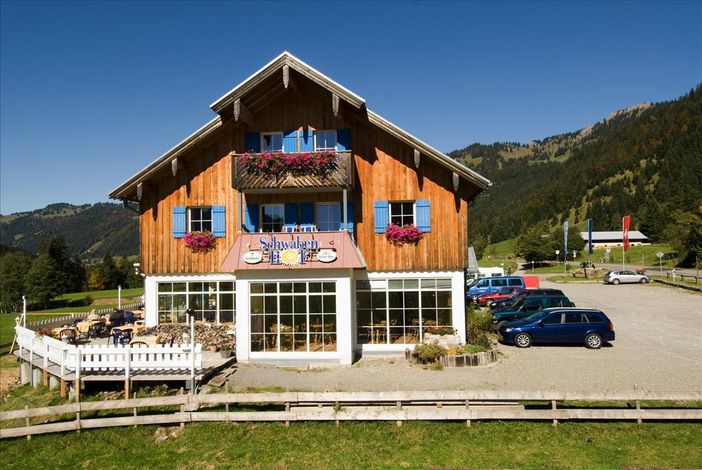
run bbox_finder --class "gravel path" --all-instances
[231,279,702,393]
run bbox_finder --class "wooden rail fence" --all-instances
[29,301,144,329]
[2,390,701,439]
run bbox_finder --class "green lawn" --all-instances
[55,287,144,302]
[0,420,699,469]
[0,313,66,355]
[480,237,518,260]
[592,243,676,267]
[30,287,144,314]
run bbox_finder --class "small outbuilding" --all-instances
[579,231,649,249]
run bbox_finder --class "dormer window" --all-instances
[261,132,284,152]
[314,130,337,151]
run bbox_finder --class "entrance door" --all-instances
[316,203,340,232]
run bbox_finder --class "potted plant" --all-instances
[208,344,218,353]
[220,345,233,358]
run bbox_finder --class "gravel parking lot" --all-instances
[231,279,702,393]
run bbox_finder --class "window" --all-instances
[313,130,337,151]
[261,132,284,152]
[316,203,340,232]
[477,279,489,288]
[492,279,507,287]
[585,313,605,323]
[250,281,337,353]
[189,207,212,232]
[356,278,452,345]
[542,313,562,325]
[261,204,284,232]
[508,278,523,286]
[389,202,414,226]
[157,281,235,324]
[565,312,583,323]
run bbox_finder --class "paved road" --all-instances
[231,280,702,393]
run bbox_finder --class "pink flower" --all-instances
[184,231,216,253]
[385,224,423,246]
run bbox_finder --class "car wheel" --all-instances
[514,333,532,348]
[612,279,620,285]
[585,333,603,349]
[640,278,648,284]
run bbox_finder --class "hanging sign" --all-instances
[242,251,263,264]
[317,249,337,263]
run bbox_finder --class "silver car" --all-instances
[604,270,650,285]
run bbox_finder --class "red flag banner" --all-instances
[622,215,631,251]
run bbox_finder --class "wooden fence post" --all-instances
[60,348,67,398]
[43,342,49,386]
[25,405,30,441]
[551,400,558,427]
[125,345,131,399]
[465,399,471,427]
[636,400,642,424]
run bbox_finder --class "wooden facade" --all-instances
[117,54,488,276]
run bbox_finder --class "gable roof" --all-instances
[578,231,649,241]
[109,51,490,200]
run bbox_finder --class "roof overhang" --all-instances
[109,52,491,202]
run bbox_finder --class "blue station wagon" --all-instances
[498,308,615,349]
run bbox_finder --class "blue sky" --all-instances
[1,1,700,214]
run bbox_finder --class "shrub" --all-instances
[467,306,493,348]
[413,343,447,363]
[425,326,456,335]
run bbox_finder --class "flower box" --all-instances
[184,231,216,254]
[385,224,423,246]
[239,151,338,178]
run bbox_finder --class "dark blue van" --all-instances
[467,276,525,300]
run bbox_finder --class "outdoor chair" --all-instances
[300,224,317,232]
[282,224,297,233]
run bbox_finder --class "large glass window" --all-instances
[188,207,212,232]
[250,281,336,353]
[356,278,452,345]
[316,203,341,232]
[261,132,284,152]
[157,281,235,324]
[313,130,337,151]
[389,202,415,227]
[261,204,284,232]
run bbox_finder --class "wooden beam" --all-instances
[233,99,255,126]
[332,93,340,116]
[171,158,179,177]
[136,182,144,201]
[282,64,290,89]
[414,149,420,169]
[452,172,460,192]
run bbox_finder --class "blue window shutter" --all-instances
[300,128,313,151]
[337,129,352,151]
[374,200,389,233]
[212,206,226,237]
[173,206,186,238]
[244,204,259,232]
[283,130,297,152]
[416,199,431,232]
[245,133,260,153]
[340,201,355,232]
[300,202,315,225]
[284,203,299,225]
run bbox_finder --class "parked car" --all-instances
[604,270,650,285]
[497,308,615,349]
[492,294,575,327]
[467,276,525,301]
[477,287,523,307]
[489,288,565,310]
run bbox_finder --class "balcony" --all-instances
[232,151,352,192]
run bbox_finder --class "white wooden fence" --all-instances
[1,390,701,439]
[14,325,203,378]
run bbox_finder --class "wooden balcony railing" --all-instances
[232,151,352,191]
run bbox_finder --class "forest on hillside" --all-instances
[452,86,702,265]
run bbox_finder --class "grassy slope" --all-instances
[0,421,700,469]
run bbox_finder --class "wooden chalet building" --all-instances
[109,52,491,365]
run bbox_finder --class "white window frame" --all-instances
[187,206,212,233]
[355,277,453,346]
[389,201,416,227]
[313,130,337,151]
[249,280,337,353]
[261,132,284,153]
[260,203,285,233]
[156,280,235,325]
